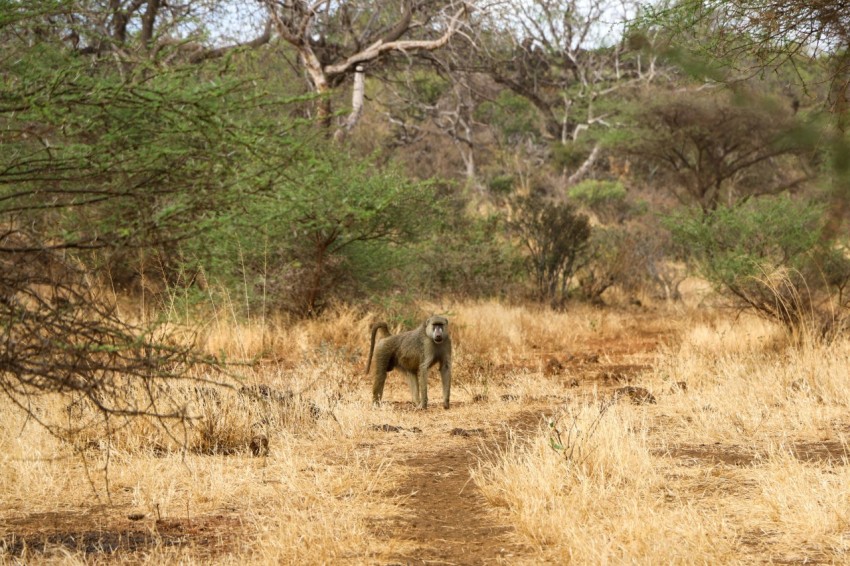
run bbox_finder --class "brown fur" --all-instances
[366,316,452,409]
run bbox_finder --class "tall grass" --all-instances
[3,301,850,563]
[473,399,737,563]
[471,307,850,563]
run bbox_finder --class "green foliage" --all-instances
[668,197,821,284]
[577,227,643,304]
[550,138,595,172]
[667,196,849,330]
[623,90,804,212]
[488,174,516,196]
[636,0,844,94]
[0,27,446,318]
[475,91,539,142]
[410,210,525,300]
[510,193,591,306]
[192,150,442,316]
[569,180,626,203]
[568,180,642,224]
[0,8,234,419]
[0,41,302,288]
[408,70,449,107]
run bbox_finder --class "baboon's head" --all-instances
[426,315,449,344]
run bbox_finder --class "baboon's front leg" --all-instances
[441,363,451,409]
[417,363,429,409]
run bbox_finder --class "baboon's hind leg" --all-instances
[372,368,389,405]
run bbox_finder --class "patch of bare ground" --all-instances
[658,441,850,467]
[0,510,242,560]
[365,403,549,565]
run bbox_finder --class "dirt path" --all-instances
[366,403,550,565]
[0,315,669,564]
[362,320,670,565]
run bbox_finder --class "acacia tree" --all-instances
[202,150,443,316]
[627,90,809,213]
[667,196,850,335]
[0,2,302,428]
[16,0,271,63]
[645,0,849,111]
[643,0,850,237]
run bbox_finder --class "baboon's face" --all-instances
[427,317,449,344]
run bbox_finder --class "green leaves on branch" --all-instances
[568,180,644,225]
[192,148,442,316]
[667,196,850,332]
[1,43,301,253]
[668,196,822,284]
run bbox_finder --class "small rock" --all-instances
[613,386,656,405]
[249,434,269,457]
[450,428,485,437]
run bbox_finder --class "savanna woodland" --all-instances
[2,0,850,563]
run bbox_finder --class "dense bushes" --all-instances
[190,151,443,316]
[509,193,592,307]
[667,196,850,332]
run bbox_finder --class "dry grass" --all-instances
[3,301,850,563]
[472,308,850,564]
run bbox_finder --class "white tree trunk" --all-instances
[566,142,600,186]
[335,65,366,142]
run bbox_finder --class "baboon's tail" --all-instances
[365,322,389,374]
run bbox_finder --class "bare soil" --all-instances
[367,404,547,565]
[0,510,243,560]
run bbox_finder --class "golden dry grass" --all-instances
[472,308,850,564]
[2,300,850,563]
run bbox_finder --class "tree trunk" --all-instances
[334,65,366,142]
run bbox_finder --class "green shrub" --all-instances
[550,138,595,171]
[568,180,642,224]
[191,150,441,316]
[475,91,540,142]
[410,211,525,300]
[510,193,592,306]
[488,174,516,196]
[667,196,850,332]
[577,227,642,304]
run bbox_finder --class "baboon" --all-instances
[366,315,452,409]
